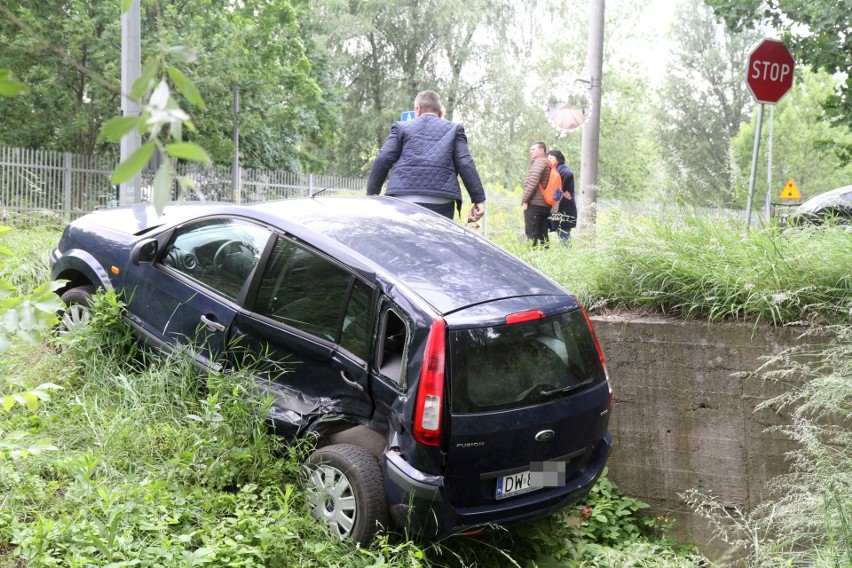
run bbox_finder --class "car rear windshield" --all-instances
[449,309,606,414]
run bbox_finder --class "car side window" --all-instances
[339,279,373,361]
[376,306,409,387]
[254,237,352,342]
[161,218,271,301]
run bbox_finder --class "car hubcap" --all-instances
[58,304,91,334]
[306,464,356,539]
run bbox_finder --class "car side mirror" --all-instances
[130,238,158,265]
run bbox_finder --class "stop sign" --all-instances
[746,39,795,104]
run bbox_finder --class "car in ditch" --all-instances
[50,196,613,545]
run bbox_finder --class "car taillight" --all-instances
[413,318,446,447]
[577,298,612,407]
[505,309,545,325]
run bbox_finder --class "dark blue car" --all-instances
[50,196,612,545]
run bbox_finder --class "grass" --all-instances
[505,207,851,326]
[0,224,702,565]
[3,206,849,566]
[0,227,59,292]
[0,292,699,567]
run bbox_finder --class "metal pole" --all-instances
[763,104,774,220]
[576,0,604,242]
[63,152,72,219]
[120,0,141,205]
[232,85,241,203]
[746,103,764,228]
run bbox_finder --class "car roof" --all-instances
[78,196,566,315]
[241,196,566,314]
[796,185,852,213]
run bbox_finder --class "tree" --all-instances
[0,0,337,171]
[654,0,762,205]
[0,1,123,157]
[465,0,664,201]
[159,0,339,171]
[595,0,665,202]
[704,0,852,134]
[312,0,515,177]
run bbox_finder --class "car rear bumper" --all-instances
[382,432,612,538]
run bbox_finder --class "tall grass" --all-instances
[7,209,844,565]
[0,289,701,566]
[0,227,60,292]
[0,216,700,568]
[511,208,852,326]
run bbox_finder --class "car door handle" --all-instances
[340,370,365,392]
[200,314,226,332]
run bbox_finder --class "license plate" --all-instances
[495,469,540,500]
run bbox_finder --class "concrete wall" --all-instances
[591,315,815,560]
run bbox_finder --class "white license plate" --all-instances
[495,469,541,500]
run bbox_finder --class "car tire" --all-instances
[57,285,96,335]
[304,443,389,545]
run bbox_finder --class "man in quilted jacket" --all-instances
[521,141,552,247]
[367,90,486,222]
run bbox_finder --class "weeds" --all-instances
[517,208,851,326]
[0,288,698,566]
[7,215,844,565]
[0,227,59,292]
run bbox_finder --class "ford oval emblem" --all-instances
[535,429,555,442]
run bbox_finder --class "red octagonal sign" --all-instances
[747,39,795,104]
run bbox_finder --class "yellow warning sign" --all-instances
[778,178,801,200]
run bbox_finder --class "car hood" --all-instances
[796,185,852,213]
[73,202,225,235]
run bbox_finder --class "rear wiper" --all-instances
[539,381,590,398]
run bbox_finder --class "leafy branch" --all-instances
[98,3,211,215]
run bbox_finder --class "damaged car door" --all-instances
[231,235,375,436]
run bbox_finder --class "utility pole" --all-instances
[576,0,604,242]
[232,85,241,203]
[120,0,142,205]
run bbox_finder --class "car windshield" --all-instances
[449,309,606,414]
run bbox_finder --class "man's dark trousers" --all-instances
[524,204,551,246]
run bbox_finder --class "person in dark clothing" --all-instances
[521,141,552,247]
[367,90,486,222]
[547,150,577,243]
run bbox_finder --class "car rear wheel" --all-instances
[304,443,388,545]
[57,285,96,335]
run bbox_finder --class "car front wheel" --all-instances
[57,285,96,335]
[304,443,388,546]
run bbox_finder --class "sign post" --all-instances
[744,39,795,227]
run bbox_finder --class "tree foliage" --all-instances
[159,0,339,171]
[0,1,123,157]
[655,0,763,206]
[704,0,852,134]
[0,0,337,171]
[314,0,666,202]
[312,0,517,178]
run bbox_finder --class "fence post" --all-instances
[308,173,314,197]
[63,152,72,218]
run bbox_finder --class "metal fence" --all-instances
[1,145,750,238]
[0,146,115,226]
[0,145,367,227]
